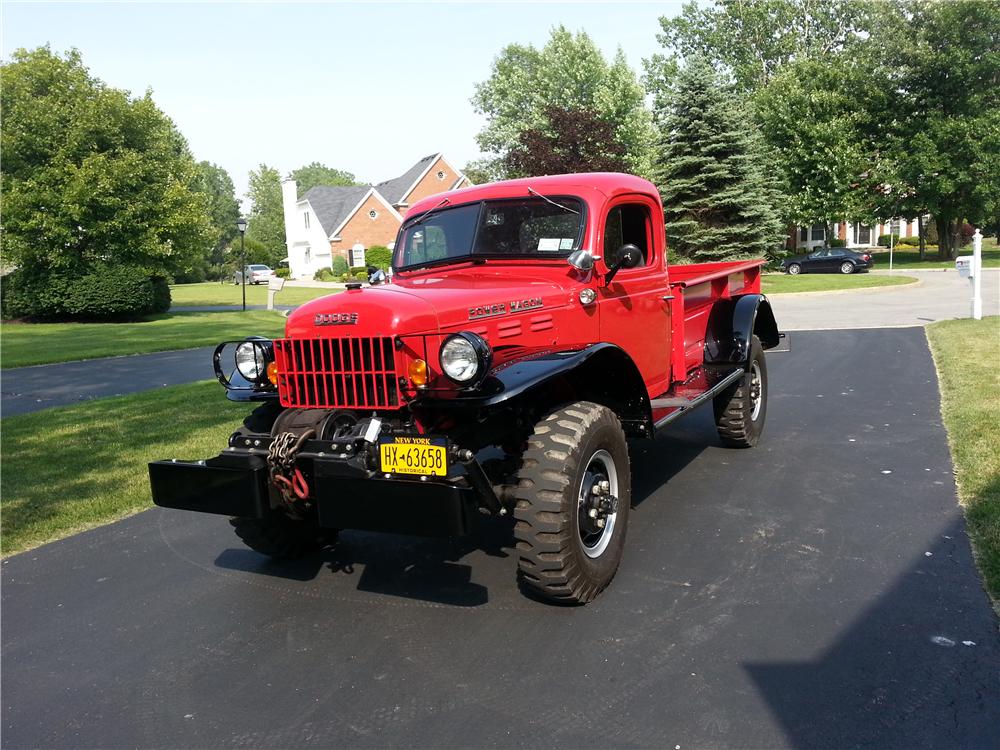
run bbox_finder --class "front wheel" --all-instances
[787,263,801,275]
[230,514,336,559]
[713,335,768,448]
[513,401,631,604]
[839,261,855,274]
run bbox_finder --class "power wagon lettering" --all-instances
[468,297,544,320]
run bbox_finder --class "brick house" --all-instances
[792,217,928,252]
[281,153,471,279]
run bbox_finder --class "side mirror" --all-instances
[368,268,387,286]
[567,249,601,272]
[604,244,643,285]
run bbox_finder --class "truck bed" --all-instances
[651,259,765,429]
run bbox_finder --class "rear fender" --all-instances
[704,294,780,367]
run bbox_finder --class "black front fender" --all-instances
[415,343,652,435]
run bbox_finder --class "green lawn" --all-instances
[1,381,248,556]
[1,310,286,368]
[169,282,341,307]
[869,240,1000,270]
[927,317,1000,608]
[762,273,917,294]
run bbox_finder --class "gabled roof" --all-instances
[372,153,440,206]
[301,185,371,236]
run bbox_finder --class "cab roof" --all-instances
[406,172,660,217]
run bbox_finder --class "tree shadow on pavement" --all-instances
[744,515,1000,749]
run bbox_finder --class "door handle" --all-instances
[661,295,675,301]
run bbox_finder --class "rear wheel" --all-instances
[787,263,801,275]
[839,261,855,274]
[713,336,768,448]
[513,401,631,604]
[230,514,336,559]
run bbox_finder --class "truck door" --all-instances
[597,197,672,397]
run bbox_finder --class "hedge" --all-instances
[365,246,393,270]
[1,266,171,321]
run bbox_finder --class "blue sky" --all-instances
[2,1,684,205]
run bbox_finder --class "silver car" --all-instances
[233,264,275,285]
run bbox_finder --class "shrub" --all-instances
[959,222,975,246]
[829,238,847,248]
[352,268,369,280]
[274,267,290,279]
[331,255,349,275]
[313,267,336,282]
[877,233,901,247]
[1,266,171,320]
[365,246,393,270]
[897,236,921,247]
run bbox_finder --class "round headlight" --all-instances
[235,341,266,381]
[440,333,491,384]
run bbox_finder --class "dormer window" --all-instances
[369,209,378,220]
[436,170,446,181]
[304,213,310,229]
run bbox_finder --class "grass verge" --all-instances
[869,242,999,270]
[926,317,1000,607]
[1,380,248,556]
[761,273,917,294]
[169,282,341,307]
[1,310,286,368]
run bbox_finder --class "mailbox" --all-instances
[268,277,285,292]
[956,256,975,279]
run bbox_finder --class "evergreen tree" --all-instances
[653,59,784,262]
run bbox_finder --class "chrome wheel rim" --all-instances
[577,449,619,558]
[789,264,800,275]
[841,262,853,274]
[749,361,763,421]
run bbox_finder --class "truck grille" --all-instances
[274,337,400,409]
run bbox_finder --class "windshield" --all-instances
[394,197,585,270]
[249,265,270,270]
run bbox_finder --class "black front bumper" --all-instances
[148,449,479,537]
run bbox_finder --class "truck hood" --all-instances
[285,266,577,338]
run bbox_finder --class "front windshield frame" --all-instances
[393,195,588,272]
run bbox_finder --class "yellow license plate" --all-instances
[379,436,448,477]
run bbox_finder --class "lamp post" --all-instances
[236,217,247,311]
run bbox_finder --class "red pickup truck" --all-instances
[150,173,780,604]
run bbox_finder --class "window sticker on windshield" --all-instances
[538,238,561,252]
[559,238,574,250]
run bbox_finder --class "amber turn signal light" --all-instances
[408,358,429,388]
[266,361,279,385]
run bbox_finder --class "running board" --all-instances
[652,367,745,433]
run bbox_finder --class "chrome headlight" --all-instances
[439,332,491,385]
[235,340,271,382]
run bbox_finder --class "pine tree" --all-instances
[653,59,785,262]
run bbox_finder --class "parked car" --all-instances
[233,265,276,285]
[782,248,873,275]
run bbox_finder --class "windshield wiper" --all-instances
[410,197,451,227]
[527,187,580,215]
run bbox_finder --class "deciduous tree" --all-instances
[0,46,210,277]
[472,27,655,178]
[244,164,286,267]
[194,161,240,278]
[291,162,359,196]
[503,105,628,177]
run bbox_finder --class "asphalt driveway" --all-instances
[3,328,997,748]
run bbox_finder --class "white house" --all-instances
[793,217,926,252]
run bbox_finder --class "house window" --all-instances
[304,213,310,229]
[369,209,378,220]
[305,247,311,264]
[855,223,871,245]
[810,224,825,241]
[799,227,808,242]
[436,170,446,180]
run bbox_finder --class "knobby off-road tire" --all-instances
[513,401,632,604]
[230,514,336,559]
[713,335,768,448]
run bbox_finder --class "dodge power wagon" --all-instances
[149,173,780,604]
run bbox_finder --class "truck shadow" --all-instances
[213,411,715,606]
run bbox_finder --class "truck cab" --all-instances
[150,173,780,604]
